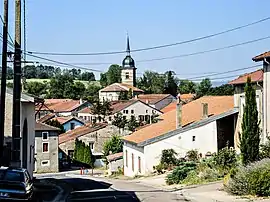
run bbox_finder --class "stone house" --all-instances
[34,122,60,173]
[58,123,127,167]
[106,152,123,175]
[2,88,40,178]
[122,96,238,177]
[78,100,163,124]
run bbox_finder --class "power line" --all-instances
[25,52,103,72]
[0,33,14,48]
[26,16,270,56]
[0,14,14,46]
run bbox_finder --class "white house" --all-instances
[78,100,163,124]
[122,96,238,177]
[135,94,175,110]
[2,88,39,178]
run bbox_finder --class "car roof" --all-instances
[0,166,26,172]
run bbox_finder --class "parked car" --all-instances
[0,167,34,200]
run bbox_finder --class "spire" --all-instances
[126,33,130,56]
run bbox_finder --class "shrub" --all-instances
[166,161,196,185]
[186,150,199,161]
[213,147,237,175]
[260,137,270,159]
[182,170,202,185]
[160,149,177,167]
[225,158,270,196]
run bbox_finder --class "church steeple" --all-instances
[126,34,131,56]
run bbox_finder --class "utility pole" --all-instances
[11,0,22,168]
[0,0,9,166]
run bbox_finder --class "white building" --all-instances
[78,100,163,124]
[135,94,175,110]
[122,96,238,177]
[2,88,39,178]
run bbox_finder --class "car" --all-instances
[0,167,34,201]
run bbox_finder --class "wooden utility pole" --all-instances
[11,0,22,167]
[0,0,9,165]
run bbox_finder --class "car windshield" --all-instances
[0,170,24,182]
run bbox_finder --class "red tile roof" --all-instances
[106,152,123,162]
[78,107,92,114]
[180,93,195,101]
[35,122,60,131]
[110,100,138,114]
[161,102,177,113]
[36,99,84,112]
[136,94,172,104]
[228,69,263,85]
[100,83,144,93]
[59,123,107,144]
[52,116,84,125]
[123,96,234,144]
[252,51,270,62]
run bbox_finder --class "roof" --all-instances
[106,152,123,162]
[59,123,108,144]
[38,113,56,123]
[100,83,144,93]
[52,116,84,125]
[36,99,86,112]
[252,51,270,62]
[35,122,60,131]
[4,87,36,103]
[110,100,137,114]
[228,69,263,85]
[78,107,92,114]
[123,96,235,145]
[180,93,195,100]
[136,94,172,104]
[161,101,177,113]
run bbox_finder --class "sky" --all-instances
[1,0,270,82]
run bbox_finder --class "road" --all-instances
[36,174,186,201]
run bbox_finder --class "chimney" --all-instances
[135,94,138,99]
[146,99,149,104]
[202,103,208,119]
[176,93,182,129]
[80,98,83,105]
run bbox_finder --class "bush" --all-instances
[225,158,270,196]
[260,137,270,159]
[213,147,237,175]
[186,150,199,161]
[160,149,177,167]
[166,161,196,185]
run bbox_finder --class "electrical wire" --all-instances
[0,15,14,46]
[25,16,270,56]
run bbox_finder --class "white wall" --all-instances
[99,91,120,102]
[123,142,145,177]
[263,62,270,144]
[140,121,217,175]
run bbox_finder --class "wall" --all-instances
[35,130,59,173]
[142,121,217,175]
[63,119,84,132]
[99,91,120,102]
[123,142,145,177]
[121,69,136,86]
[108,159,123,175]
[263,62,270,144]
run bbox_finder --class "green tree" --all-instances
[74,138,79,160]
[106,64,121,85]
[84,144,94,168]
[208,84,234,96]
[137,71,165,94]
[127,116,139,132]
[91,100,112,121]
[164,71,178,97]
[103,135,123,156]
[240,77,260,165]
[196,78,212,97]
[81,72,95,81]
[47,74,74,98]
[72,81,86,99]
[84,84,101,103]
[112,113,127,131]
[100,73,108,87]
[24,81,48,97]
[127,88,133,99]
[118,91,128,100]
[45,119,65,133]
[178,80,196,94]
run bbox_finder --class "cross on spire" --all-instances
[126,33,130,56]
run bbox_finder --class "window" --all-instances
[192,136,196,142]
[42,132,49,140]
[146,110,148,113]
[89,143,94,150]
[126,72,129,79]
[123,116,127,120]
[131,110,134,114]
[125,150,128,167]
[108,116,112,121]
[42,143,49,153]
[41,160,50,166]
[138,157,141,173]
[70,122,75,130]
[132,153,134,172]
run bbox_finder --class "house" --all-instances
[252,51,270,144]
[99,36,144,102]
[78,100,163,124]
[106,152,123,175]
[50,116,85,132]
[135,94,175,110]
[35,99,91,119]
[34,122,60,173]
[2,88,41,178]
[122,96,238,177]
[58,123,127,167]
[228,69,263,149]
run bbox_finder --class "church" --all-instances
[99,36,144,102]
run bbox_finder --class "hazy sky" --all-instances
[1,0,270,81]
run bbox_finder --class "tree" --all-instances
[72,81,86,99]
[208,84,234,96]
[118,91,128,100]
[240,77,260,165]
[178,80,196,94]
[47,74,74,98]
[84,144,95,168]
[24,81,48,97]
[196,78,212,97]
[81,72,95,81]
[127,116,139,132]
[91,100,112,121]
[100,73,107,87]
[46,119,65,133]
[137,71,165,94]
[84,84,101,102]
[112,113,127,130]
[106,64,121,85]
[127,88,133,99]
[103,135,123,156]
[164,71,178,97]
